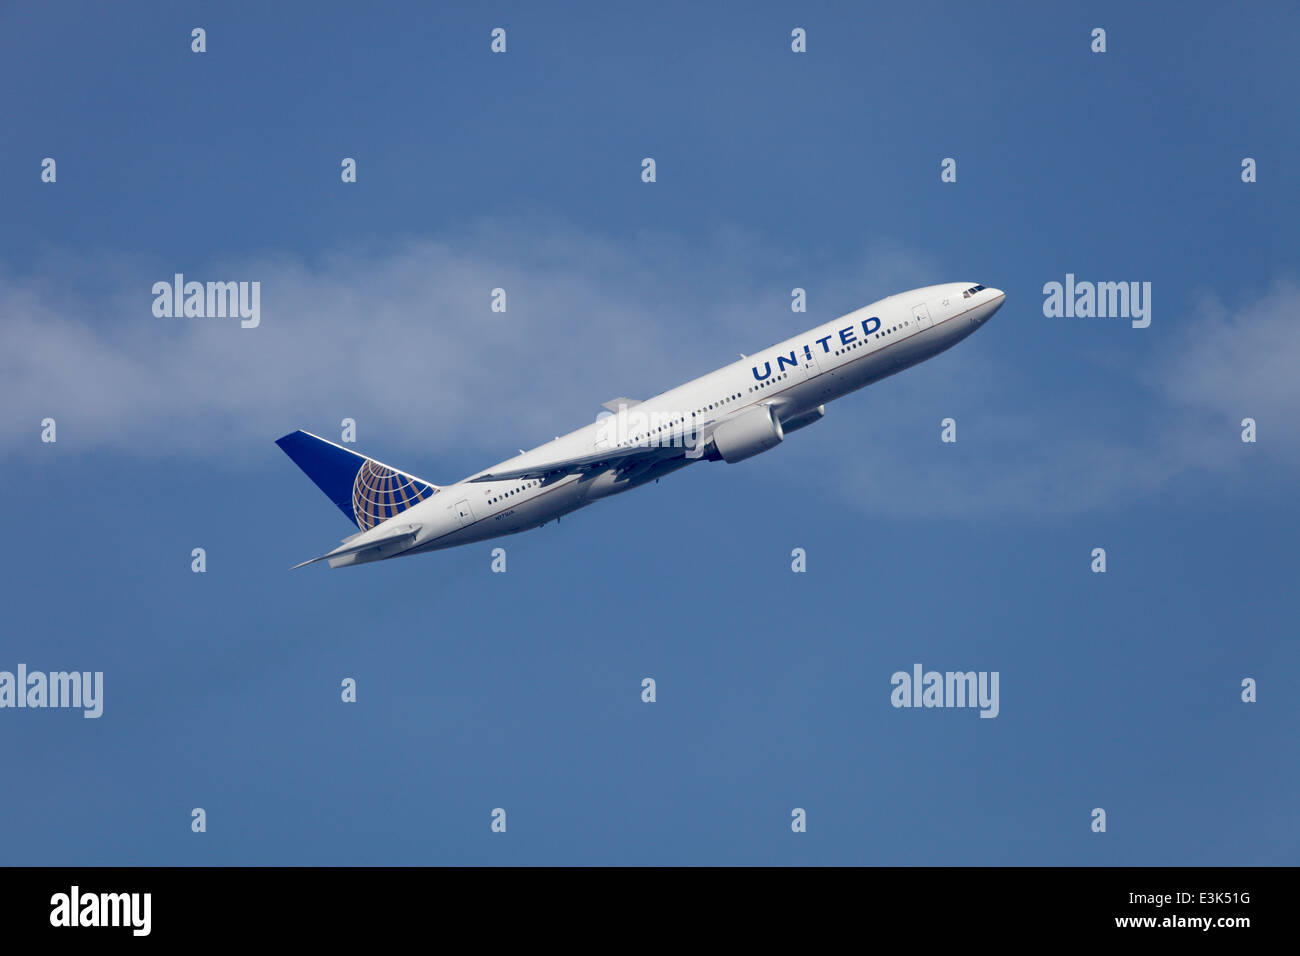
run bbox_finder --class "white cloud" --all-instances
[1155,278,1300,456]
[3,224,1293,515]
[0,224,930,470]
[1,229,731,466]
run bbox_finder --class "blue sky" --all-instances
[2,0,1296,864]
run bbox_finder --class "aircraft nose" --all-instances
[977,288,1006,323]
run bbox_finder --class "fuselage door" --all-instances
[453,498,474,527]
[911,302,933,330]
[802,344,820,375]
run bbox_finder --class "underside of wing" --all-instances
[468,441,689,483]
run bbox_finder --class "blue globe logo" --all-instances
[352,461,433,530]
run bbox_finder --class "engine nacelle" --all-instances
[779,405,824,434]
[707,405,784,463]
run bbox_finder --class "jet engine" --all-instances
[706,405,785,463]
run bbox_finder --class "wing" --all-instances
[468,407,764,484]
[468,442,686,483]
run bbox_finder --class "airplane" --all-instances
[277,282,1005,568]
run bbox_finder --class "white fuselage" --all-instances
[352,282,1004,560]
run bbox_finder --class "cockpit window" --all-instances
[962,284,985,298]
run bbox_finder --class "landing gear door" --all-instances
[911,302,933,330]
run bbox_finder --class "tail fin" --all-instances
[276,430,439,531]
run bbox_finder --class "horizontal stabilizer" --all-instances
[291,523,421,570]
